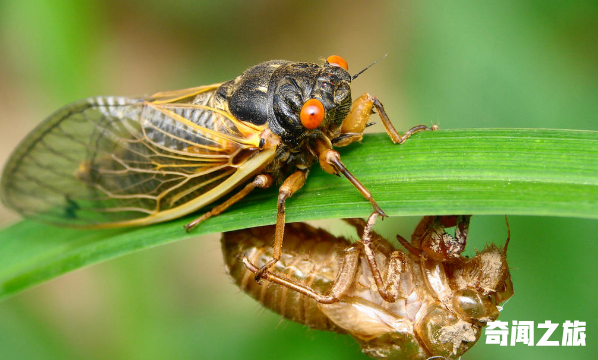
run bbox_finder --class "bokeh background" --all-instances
[0,0,597,359]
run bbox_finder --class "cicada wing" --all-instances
[0,90,270,228]
[148,83,223,103]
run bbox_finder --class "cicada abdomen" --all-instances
[222,216,513,360]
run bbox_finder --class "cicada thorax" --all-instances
[213,59,353,182]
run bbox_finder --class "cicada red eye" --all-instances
[326,55,348,71]
[300,99,325,129]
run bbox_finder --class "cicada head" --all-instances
[268,57,352,148]
[458,244,511,295]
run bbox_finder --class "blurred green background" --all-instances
[0,0,596,359]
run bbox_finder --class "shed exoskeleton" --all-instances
[222,215,513,359]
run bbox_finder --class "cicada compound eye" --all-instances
[300,99,325,129]
[326,55,348,71]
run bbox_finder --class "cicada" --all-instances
[223,215,513,359]
[0,55,434,277]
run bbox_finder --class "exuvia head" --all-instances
[448,216,514,324]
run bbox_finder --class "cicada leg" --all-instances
[355,212,409,302]
[184,174,273,232]
[253,169,308,281]
[243,246,361,304]
[503,214,511,252]
[401,215,471,262]
[333,93,438,147]
[345,217,410,303]
[315,138,386,217]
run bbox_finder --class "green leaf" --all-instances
[0,128,597,301]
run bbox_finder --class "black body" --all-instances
[215,60,353,150]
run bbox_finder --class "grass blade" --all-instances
[0,128,596,300]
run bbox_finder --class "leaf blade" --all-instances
[0,128,597,300]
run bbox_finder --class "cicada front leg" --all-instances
[333,93,439,148]
[316,139,385,217]
[357,214,473,304]
[349,213,410,302]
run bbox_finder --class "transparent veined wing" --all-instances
[0,85,275,227]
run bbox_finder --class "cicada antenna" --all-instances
[503,215,511,253]
[351,54,388,81]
